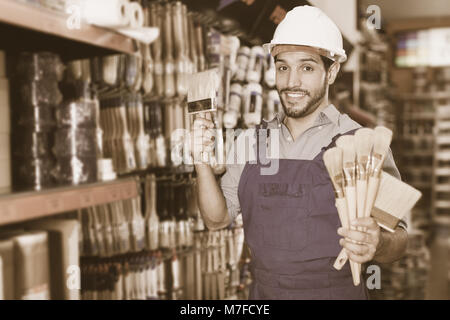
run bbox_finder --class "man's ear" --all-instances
[327,62,340,85]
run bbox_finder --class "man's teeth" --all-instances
[286,92,305,98]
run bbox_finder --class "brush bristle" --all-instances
[374,172,422,219]
[336,135,356,164]
[355,128,374,160]
[188,69,220,103]
[373,126,393,157]
[323,147,343,178]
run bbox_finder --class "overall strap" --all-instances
[255,120,270,165]
[321,128,359,152]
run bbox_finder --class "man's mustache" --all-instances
[280,88,310,96]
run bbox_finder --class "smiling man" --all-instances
[191,5,408,299]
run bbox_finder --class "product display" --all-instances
[97,158,116,182]
[17,80,63,107]
[12,130,53,158]
[324,126,421,285]
[10,52,62,191]
[0,0,448,302]
[15,104,56,130]
[12,231,51,300]
[82,0,131,28]
[14,52,64,82]
[55,155,97,185]
[56,100,97,128]
[12,156,56,191]
[25,219,80,300]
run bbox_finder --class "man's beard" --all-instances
[279,78,327,119]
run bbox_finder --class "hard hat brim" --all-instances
[264,43,347,63]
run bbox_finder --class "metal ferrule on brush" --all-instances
[330,172,345,199]
[357,155,370,180]
[369,153,384,178]
[342,162,356,187]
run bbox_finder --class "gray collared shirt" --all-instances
[220,104,403,225]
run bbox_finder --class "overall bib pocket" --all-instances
[256,183,310,251]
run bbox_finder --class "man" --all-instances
[191,5,407,299]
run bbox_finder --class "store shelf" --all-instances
[410,182,433,189]
[435,184,450,192]
[400,151,434,157]
[0,178,138,226]
[403,113,436,120]
[0,0,135,54]
[395,92,450,101]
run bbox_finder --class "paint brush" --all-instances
[323,147,348,230]
[334,126,394,270]
[364,127,393,221]
[323,147,359,282]
[336,135,361,285]
[149,2,164,97]
[355,128,374,222]
[372,171,421,232]
[172,1,188,97]
[162,2,176,98]
[187,69,220,163]
[333,128,374,269]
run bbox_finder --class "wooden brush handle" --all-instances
[345,185,362,281]
[335,197,349,228]
[345,186,357,224]
[163,3,175,98]
[333,249,362,283]
[356,179,367,237]
[350,260,360,286]
[356,180,367,220]
[333,248,348,270]
[364,176,381,219]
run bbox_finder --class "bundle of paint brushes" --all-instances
[323,127,422,286]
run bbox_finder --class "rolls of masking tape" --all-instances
[128,1,144,28]
[82,0,130,27]
[0,78,10,134]
[0,51,5,77]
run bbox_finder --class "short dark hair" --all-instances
[320,56,334,72]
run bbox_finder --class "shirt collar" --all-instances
[271,104,340,127]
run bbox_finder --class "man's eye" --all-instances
[278,65,288,71]
[303,65,314,72]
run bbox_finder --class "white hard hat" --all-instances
[263,5,347,63]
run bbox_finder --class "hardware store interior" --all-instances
[0,0,449,300]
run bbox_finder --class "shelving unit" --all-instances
[0,0,136,58]
[0,0,143,229]
[0,178,138,226]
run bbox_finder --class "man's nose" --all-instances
[287,70,302,88]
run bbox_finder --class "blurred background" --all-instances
[0,0,449,300]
